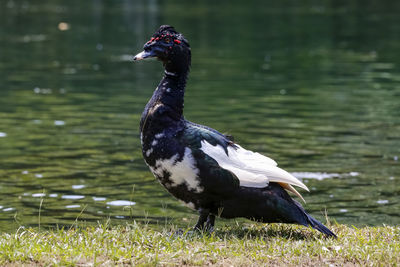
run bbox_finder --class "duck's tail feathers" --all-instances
[291,199,336,238]
[305,212,337,238]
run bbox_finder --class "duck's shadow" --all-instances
[221,228,315,241]
[171,224,322,241]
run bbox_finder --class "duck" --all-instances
[134,25,336,238]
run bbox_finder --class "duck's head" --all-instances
[134,25,191,74]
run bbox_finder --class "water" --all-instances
[0,1,399,232]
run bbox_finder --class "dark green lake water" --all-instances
[0,1,399,232]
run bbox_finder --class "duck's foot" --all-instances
[171,228,197,237]
[194,208,215,233]
[172,228,185,236]
[204,214,215,232]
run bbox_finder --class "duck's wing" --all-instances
[183,121,308,202]
[198,137,309,202]
[182,121,240,192]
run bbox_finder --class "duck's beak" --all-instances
[133,50,156,61]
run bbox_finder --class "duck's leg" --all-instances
[205,214,215,231]
[194,208,209,230]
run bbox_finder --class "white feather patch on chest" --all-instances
[155,132,164,139]
[200,140,309,191]
[145,148,153,157]
[151,147,203,193]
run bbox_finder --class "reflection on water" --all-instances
[0,1,399,231]
[107,200,136,206]
[292,172,359,181]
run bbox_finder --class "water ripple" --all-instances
[66,205,81,209]
[72,185,85,189]
[292,172,359,181]
[61,195,85,200]
[106,200,136,206]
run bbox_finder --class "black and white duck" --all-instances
[134,25,336,238]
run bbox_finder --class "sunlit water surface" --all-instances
[0,1,399,232]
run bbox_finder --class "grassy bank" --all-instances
[0,222,398,266]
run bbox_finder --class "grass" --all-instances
[0,222,399,266]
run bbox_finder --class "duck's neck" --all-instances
[140,66,189,133]
[157,69,189,117]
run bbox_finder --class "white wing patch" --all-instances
[200,140,309,200]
